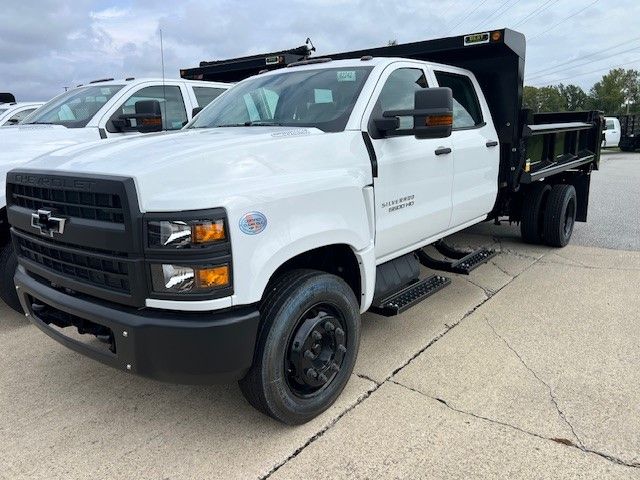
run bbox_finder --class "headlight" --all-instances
[148,219,225,248]
[150,264,230,293]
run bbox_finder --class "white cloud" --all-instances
[1,0,639,101]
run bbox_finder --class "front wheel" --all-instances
[0,242,22,313]
[239,269,361,425]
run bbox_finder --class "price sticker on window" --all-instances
[337,71,356,82]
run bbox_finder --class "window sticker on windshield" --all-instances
[337,71,356,82]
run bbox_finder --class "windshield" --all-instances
[25,85,124,128]
[189,66,373,132]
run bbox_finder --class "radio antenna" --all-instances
[160,28,166,131]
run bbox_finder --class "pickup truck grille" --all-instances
[10,183,124,223]
[15,234,131,294]
[7,172,145,307]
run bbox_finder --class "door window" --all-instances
[606,119,615,130]
[193,87,226,108]
[371,68,429,131]
[434,71,483,129]
[108,85,187,132]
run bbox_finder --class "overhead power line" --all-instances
[526,35,640,77]
[527,45,640,81]
[529,57,640,86]
[513,0,560,28]
[446,0,490,35]
[470,0,520,31]
[529,0,600,40]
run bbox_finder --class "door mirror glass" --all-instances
[379,87,453,139]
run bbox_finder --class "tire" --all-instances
[619,145,634,152]
[543,184,577,248]
[0,242,22,313]
[239,269,361,425]
[520,183,551,244]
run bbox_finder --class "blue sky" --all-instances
[1,0,639,101]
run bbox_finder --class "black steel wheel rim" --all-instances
[564,198,576,236]
[284,303,348,398]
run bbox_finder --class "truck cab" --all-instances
[603,116,621,148]
[0,78,231,311]
[0,102,44,126]
[6,29,603,425]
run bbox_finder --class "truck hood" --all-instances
[0,124,99,170]
[15,127,370,212]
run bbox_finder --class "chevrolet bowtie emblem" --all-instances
[31,209,66,237]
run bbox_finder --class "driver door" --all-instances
[363,63,454,260]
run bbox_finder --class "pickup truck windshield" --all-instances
[24,85,124,128]
[189,66,373,132]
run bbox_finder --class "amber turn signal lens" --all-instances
[491,31,502,42]
[426,114,453,127]
[193,220,225,243]
[196,265,230,288]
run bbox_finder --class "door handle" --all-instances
[486,140,498,147]
[435,147,452,156]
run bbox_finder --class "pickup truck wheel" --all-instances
[543,184,577,247]
[520,183,551,244]
[239,269,361,425]
[0,243,22,313]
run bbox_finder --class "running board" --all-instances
[369,274,451,317]
[417,240,498,275]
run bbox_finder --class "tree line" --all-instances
[524,68,639,115]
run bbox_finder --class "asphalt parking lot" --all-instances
[1,152,639,479]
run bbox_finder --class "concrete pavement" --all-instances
[1,235,639,478]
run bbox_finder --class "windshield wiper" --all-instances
[214,121,286,128]
[26,121,56,125]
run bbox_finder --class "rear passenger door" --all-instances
[434,69,499,227]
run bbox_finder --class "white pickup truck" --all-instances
[0,101,45,126]
[6,30,603,424]
[0,78,230,310]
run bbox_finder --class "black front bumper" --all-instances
[15,268,260,384]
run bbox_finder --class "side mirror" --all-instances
[379,87,453,139]
[113,99,163,133]
[192,106,203,117]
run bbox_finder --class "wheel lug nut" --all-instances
[324,322,335,332]
[304,349,315,360]
[335,327,344,337]
[318,373,328,383]
[311,330,322,341]
[306,368,318,379]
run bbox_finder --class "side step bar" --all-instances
[417,240,497,275]
[370,274,451,317]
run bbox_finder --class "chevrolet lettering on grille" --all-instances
[30,209,66,237]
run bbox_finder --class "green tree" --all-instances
[589,68,639,115]
[557,84,588,111]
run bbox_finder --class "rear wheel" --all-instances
[543,184,577,248]
[239,269,361,425]
[520,183,551,244]
[0,243,22,313]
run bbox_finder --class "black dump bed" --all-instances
[181,29,603,192]
[0,93,16,103]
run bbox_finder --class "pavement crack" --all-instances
[390,380,640,470]
[484,316,585,450]
[489,260,514,278]
[465,277,495,298]
[260,379,379,479]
